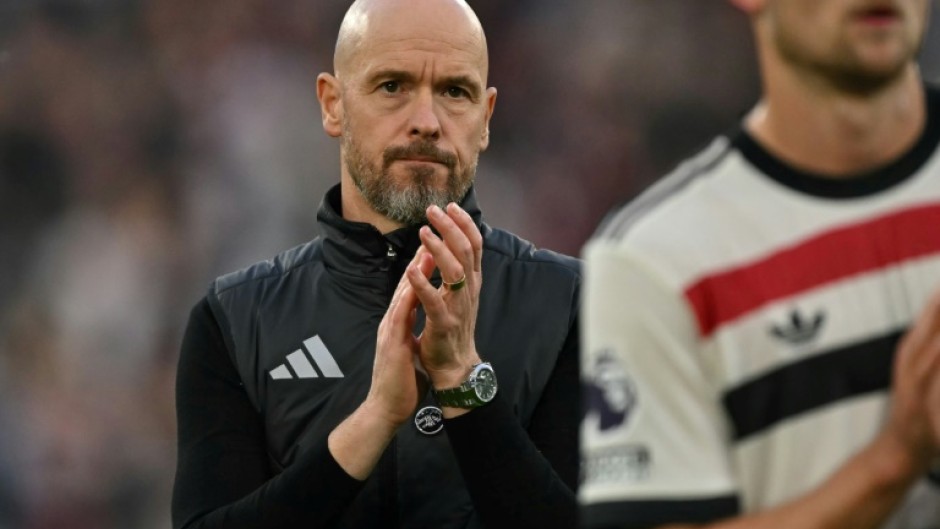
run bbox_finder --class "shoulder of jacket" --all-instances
[210,238,324,299]
[482,224,581,280]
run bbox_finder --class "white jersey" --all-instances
[580,90,940,528]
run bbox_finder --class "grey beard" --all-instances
[344,137,475,226]
[357,168,458,226]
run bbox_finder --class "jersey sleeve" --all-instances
[579,240,740,529]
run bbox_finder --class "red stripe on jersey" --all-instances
[684,203,940,338]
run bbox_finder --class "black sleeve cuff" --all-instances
[581,496,740,529]
[444,392,576,529]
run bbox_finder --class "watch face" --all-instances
[471,365,498,402]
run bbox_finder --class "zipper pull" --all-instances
[386,243,398,261]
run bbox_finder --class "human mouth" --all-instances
[384,142,457,170]
[853,4,901,27]
[396,157,445,166]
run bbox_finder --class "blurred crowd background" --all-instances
[0,1,939,528]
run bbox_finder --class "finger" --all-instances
[916,332,940,384]
[406,304,420,352]
[406,253,448,318]
[928,363,940,443]
[419,225,465,285]
[427,205,475,275]
[382,256,422,343]
[415,246,437,279]
[897,291,940,378]
[386,272,409,315]
[387,248,426,311]
[384,282,419,343]
[446,202,483,272]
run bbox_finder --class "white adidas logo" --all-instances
[269,336,343,379]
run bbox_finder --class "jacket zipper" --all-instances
[386,242,399,297]
[383,241,401,527]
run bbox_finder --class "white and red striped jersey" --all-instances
[580,89,940,529]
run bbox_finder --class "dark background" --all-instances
[0,1,937,527]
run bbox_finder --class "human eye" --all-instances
[380,80,401,94]
[444,86,470,99]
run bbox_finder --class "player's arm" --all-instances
[580,241,741,529]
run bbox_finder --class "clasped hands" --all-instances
[367,202,484,425]
[877,288,940,477]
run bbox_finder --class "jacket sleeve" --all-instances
[443,308,579,529]
[171,298,365,529]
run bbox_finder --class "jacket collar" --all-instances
[316,183,484,278]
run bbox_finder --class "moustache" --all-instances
[383,142,457,170]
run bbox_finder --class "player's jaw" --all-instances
[771,0,926,95]
[842,0,923,68]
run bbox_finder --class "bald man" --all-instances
[171,1,579,528]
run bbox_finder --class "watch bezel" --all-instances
[433,361,498,408]
[469,362,498,403]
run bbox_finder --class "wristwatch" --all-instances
[433,362,498,408]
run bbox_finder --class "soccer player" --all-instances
[580,1,940,528]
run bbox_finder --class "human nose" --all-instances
[407,89,441,141]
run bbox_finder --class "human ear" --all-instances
[479,87,497,151]
[317,73,343,138]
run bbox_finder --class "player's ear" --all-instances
[318,73,343,138]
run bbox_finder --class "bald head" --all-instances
[316,0,498,231]
[333,0,489,82]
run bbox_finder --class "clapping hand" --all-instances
[406,203,484,399]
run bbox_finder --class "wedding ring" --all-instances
[443,274,467,291]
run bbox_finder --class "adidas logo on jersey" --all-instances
[269,336,343,379]
[769,309,826,344]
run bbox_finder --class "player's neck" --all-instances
[745,64,925,178]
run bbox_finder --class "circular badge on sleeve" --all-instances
[414,405,444,436]
[584,348,637,432]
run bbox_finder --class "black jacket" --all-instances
[172,184,580,529]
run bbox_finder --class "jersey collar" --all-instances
[733,85,940,199]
